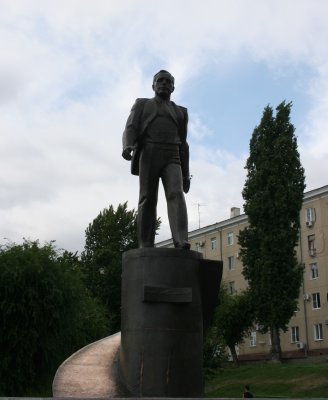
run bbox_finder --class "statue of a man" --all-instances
[122,70,190,249]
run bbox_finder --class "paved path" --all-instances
[52,332,121,398]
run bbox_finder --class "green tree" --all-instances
[0,240,109,396]
[208,284,254,366]
[81,202,138,333]
[203,325,228,372]
[238,101,305,361]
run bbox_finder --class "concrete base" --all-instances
[52,332,121,398]
[119,248,222,398]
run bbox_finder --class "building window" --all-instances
[314,324,323,341]
[210,237,217,250]
[308,235,316,257]
[195,242,203,253]
[227,232,234,246]
[291,326,300,343]
[228,281,235,295]
[310,263,319,280]
[250,331,256,347]
[255,323,264,331]
[228,255,235,271]
[312,292,321,309]
[306,207,316,225]
[268,332,272,346]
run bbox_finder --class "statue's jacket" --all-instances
[122,97,190,178]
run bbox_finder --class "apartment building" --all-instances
[157,185,328,360]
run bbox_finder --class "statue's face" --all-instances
[152,73,174,98]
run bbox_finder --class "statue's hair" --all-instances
[153,70,174,83]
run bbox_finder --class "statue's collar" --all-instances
[154,96,171,105]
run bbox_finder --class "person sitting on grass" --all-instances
[243,385,253,398]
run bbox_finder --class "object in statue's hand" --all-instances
[183,176,191,193]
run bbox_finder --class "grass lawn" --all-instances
[205,361,328,398]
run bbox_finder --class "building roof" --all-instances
[156,184,328,248]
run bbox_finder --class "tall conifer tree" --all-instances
[238,101,305,361]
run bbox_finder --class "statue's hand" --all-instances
[183,176,191,193]
[122,146,135,161]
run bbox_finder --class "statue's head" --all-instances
[152,70,175,98]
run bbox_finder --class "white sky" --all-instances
[1,0,328,252]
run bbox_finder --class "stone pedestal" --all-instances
[119,248,222,397]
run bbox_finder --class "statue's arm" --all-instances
[179,107,191,193]
[122,99,145,160]
[181,142,190,193]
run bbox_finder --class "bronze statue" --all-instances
[122,70,190,249]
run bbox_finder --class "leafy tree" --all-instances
[238,102,305,361]
[0,240,109,396]
[81,202,138,333]
[207,283,254,366]
[203,325,228,373]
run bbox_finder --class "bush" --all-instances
[0,240,109,396]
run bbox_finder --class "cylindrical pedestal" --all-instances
[119,248,203,397]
